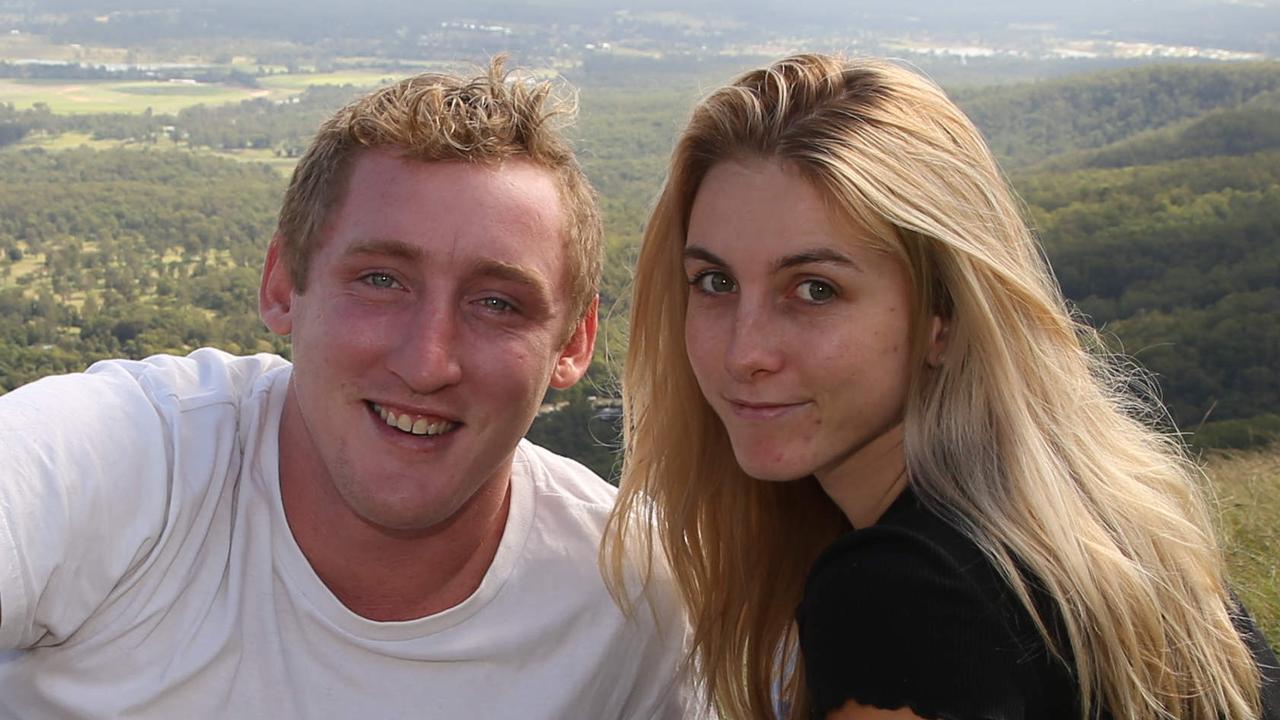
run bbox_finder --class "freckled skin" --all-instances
[682,158,919,500]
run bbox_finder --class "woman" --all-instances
[603,54,1279,719]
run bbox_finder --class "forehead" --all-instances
[688,159,850,252]
[319,150,570,278]
[685,158,915,285]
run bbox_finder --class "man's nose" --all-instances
[388,306,464,393]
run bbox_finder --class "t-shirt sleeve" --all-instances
[798,526,1036,720]
[0,361,174,650]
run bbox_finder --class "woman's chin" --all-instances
[731,452,812,484]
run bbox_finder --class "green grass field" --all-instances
[4,132,299,176]
[0,77,269,114]
[15,130,138,150]
[0,31,514,117]
[0,33,130,65]
[0,70,410,115]
[208,148,298,174]
[255,69,404,93]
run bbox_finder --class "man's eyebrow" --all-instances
[345,238,424,262]
[472,258,550,294]
[774,248,862,273]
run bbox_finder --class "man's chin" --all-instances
[349,497,466,536]
[337,469,498,536]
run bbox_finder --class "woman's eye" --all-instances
[795,279,837,303]
[691,271,736,295]
[362,272,400,290]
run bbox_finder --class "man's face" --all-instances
[261,150,596,532]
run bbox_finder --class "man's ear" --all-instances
[926,315,949,368]
[549,296,599,390]
[260,235,296,337]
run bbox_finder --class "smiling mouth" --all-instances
[370,402,459,437]
[726,399,807,420]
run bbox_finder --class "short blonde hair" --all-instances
[275,57,602,321]
[606,53,1261,720]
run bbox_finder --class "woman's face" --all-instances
[683,158,919,487]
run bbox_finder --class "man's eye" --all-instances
[795,279,837,303]
[690,271,736,295]
[362,272,401,289]
[477,297,514,312]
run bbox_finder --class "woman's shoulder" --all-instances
[797,489,1077,719]
[801,489,1004,614]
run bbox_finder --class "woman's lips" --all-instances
[724,398,809,420]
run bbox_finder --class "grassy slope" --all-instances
[1208,445,1280,649]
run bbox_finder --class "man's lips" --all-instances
[368,401,460,437]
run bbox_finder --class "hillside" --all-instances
[1013,151,1280,432]
[1038,101,1280,172]
[955,62,1280,167]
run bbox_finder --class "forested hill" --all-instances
[1,60,1278,470]
[0,150,288,388]
[1020,152,1278,435]
[954,62,1280,168]
[949,62,1280,448]
[1039,102,1280,172]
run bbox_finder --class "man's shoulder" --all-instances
[2,348,289,441]
[514,439,617,512]
[82,348,290,410]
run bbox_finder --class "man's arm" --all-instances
[0,360,172,650]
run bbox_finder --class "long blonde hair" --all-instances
[603,54,1262,720]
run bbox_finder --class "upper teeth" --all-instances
[373,403,455,436]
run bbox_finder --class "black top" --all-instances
[796,489,1280,720]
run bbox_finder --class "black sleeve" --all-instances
[1230,596,1280,720]
[797,526,1040,720]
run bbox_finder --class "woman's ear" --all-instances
[926,315,949,367]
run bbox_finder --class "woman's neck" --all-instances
[815,423,909,529]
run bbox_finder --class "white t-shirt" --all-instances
[0,349,697,719]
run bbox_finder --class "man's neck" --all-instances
[276,397,512,622]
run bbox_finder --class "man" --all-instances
[0,61,695,718]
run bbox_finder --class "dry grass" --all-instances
[1205,443,1280,648]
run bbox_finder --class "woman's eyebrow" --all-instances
[774,248,862,273]
[682,246,727,266]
